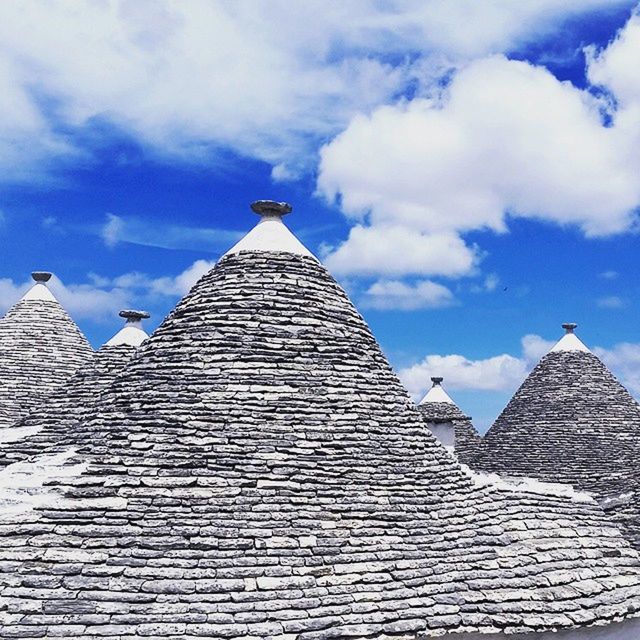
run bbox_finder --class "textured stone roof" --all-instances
[2,215,640,638]
[472,325,640,549]
[0,273,93,430]
[0,311,149,470]
[418,378,481,466]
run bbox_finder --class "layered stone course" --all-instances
[0,343,138,468]
[0,297,93,430]
[473,349,640,549]
[1,252,640,637]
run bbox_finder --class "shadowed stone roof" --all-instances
[0,272,93,429]
[2,211,640,638]
[418,377,481,465]
[472,324,640,549]
[0,310,149,470]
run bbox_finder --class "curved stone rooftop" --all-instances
[0,310,149,471]
[2,208,640,638]
[473,323,640,549]
[0,272,93,429]
[418,377,481,465]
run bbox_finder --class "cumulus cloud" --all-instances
[318,10,640,278]
[399,330,640,404]
[0,259,216,322]
[0,1,632,181]
[362,279,455,310]
[323,225,478,277]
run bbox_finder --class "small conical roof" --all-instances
[2,213,640,637]
[418,377,481,464]
[0,272,93,429]
[474,323,640,547]
[0,310,149,467]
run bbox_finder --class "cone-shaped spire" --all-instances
[417,376,480,464]
[0,271,93,429]
[0,309,149,467]
[2,212,640,637]
[104,309,150,347]
[224,199,316,258]
[473,322,640,548]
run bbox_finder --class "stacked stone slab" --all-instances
[0,310,149,470]
[0,272,93,430]
[473,324,640,550]
[2,205,640,638]
[417,377,481,465]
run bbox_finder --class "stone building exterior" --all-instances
[0,309,149,472]
[417,376,481,464]
[0,272,93,430]
[1,206,640,638]
[472,324,640,550]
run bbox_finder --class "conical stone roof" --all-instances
[418,377,481,465]
[2,209,640,638]
[0,272,93,429]
[0,310,149,470]
[473,323,640,548]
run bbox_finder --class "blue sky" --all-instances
[1,1,640,431]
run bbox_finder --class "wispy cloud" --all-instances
[597,295,627,308]
[100,214,242,252]
[362,279,455,310]
[599,270,619,280]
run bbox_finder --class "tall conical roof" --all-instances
[418,377,481,464]
[0,310,149,468]
[2,210,640,638]
[0,272,93,429]
[473,323,640,547]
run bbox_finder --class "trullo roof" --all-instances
[2,209,640,639]
[473,323,640,549]
[0,271,93,429]
[0,309,149,469]
[418,377,481,464]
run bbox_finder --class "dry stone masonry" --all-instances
[417,377,481,465]
[2,207,640,638]
[0,272,93,430]
[472,324,640,550]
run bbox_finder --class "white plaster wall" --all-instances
[454,616,640,639]
[426,421,455,453]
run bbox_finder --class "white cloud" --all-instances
[399,330,640,405]
[323,225,479,277]
[0,259,216,323]
[99,214,241,252]
[362,279,455,310]
[595,342,640,395]
[599,270,619,279]
[318,10,640,278]
[597,295,627,308]
[0,1,632,181]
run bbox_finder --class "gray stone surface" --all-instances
[472,348,640,550]
[0,293,93,430]
[1,251,640,638]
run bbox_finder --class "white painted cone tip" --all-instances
[21,282,57,303]
[224,200,316,259]
[104,310,150,347]
[550,323,591,353]
[419,381,456,406]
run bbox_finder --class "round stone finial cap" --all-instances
[119,309,150,321]
[431,376,444,385]
[250,200,292,218]
[562,322,578,334]
[31,271,52,283]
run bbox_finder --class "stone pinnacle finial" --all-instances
[431,376,444,386]
[250,200,292,218]
[31,271,52,283]
[119,309,150,322]
[562,323,578,334]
